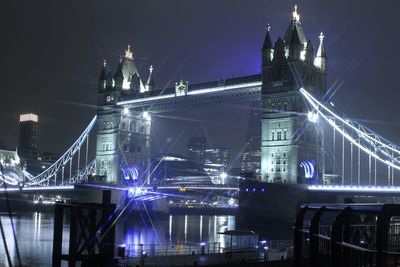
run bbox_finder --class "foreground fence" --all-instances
[125,242,222,257]
[294,203,400,267]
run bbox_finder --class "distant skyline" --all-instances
[1,1,400,167]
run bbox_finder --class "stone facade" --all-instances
[95,47,153,184]
[260,7,327,184]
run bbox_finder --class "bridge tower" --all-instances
[95,46,152,184]
[260,6,327,184]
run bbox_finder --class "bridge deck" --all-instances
[117,74,261,112]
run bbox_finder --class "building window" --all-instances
[283,131,287,140]
[271,132,275,140]
[277,131,282,140]
[271,153,274,157]
[130,121,136,132]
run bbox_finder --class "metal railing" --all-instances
[125,242,221,257]
[294,204,400,267]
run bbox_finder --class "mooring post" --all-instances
[100,190,115,260]
[52,203,64,267]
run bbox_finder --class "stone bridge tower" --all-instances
[95,46,152,184]
[260,6,327,184]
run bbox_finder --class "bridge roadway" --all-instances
[0,183,240,193]
[117,74,262,112]
[3,183,400,195]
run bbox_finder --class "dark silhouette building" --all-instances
[187,136,207,165]
[241,103,261,175]
[18,113,39,159]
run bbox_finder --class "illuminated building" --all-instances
[150,154,212,185]
[187,136,207,165]
[95,46,153,184]
[18,113,39,159]
[205,147,229,167]
[39,152,61,164]
[241,103,261,175]
[260,6,327,183]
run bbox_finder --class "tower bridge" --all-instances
[2,6,400,211]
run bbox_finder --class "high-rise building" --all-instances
[205,147,229,167]
[241,103,261,174]
[260,6,327,184]
[18,113,39,159]
[187,136,207,165]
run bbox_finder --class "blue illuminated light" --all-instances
[308,185,400,193]
[300,160,315,179]
[121,165,139,184]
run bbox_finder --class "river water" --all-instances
[0,212,237,267]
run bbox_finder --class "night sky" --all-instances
[1,1,400,167]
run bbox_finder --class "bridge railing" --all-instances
[124,242,222,257]
[294,203,400,267]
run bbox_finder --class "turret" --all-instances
[114,45,145,93]
[99,60,112,91]
[146,65,155,92]
[262,24,274,65]
[288,27,302,61]
[273,37,286,63]
[314,32,327,72]
[305,40,314,65]
[114,61,124,89]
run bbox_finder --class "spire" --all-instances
[262,23,273,50]
[289,26,301,45]
[284,5,306,45]
[292,5,300,23]
[262,23,274,65]
[305,40,314,65]
[314,32,327,71]
[99,60,108,81]
[288,26,303,60]
[146,65,155,91]
[125,44,133,59]
[99,59,112,90]
[316,32,326,58]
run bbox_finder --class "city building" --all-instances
[150,154,212,185]
[18,113,39,160]
[260,6,327,184]
[187,136,207,165]
[241,103,261,175]
[38,152,61,164]
[205,146,229,166]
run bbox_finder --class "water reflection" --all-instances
[0,213,235,267]
[117,214,235,248]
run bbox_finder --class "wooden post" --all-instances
[52,204,64,267]
[68,206,78,267]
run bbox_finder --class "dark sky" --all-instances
[1,1,400,166]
